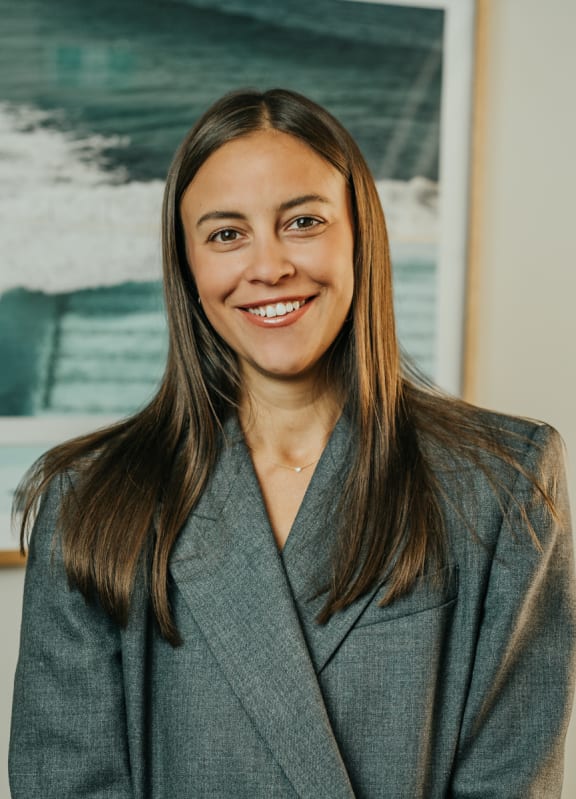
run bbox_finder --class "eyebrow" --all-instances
[195,194,331,228]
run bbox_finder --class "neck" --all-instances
[239,372,342,469]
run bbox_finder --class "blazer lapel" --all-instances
[280,414,384,675]
[169,420,356,799]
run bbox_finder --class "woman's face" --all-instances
[180,129,354,388]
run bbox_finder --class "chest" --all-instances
[251,459,316,549]
[138,555,465,799]
[140,429,485,798]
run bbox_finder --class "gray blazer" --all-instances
[9,413,576,798]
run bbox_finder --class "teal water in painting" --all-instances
[0,0,441,415]
[0,0,443,181]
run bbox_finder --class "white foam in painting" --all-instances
[0,104,164,295]
[0,104,438,298]
[376,177,438,243]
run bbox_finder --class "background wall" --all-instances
[1,0,575,795]
[467,0,576,794]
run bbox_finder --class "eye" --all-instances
[287,216,322,231]
[208,228,240,243]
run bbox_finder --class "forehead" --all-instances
[182,129,347,210]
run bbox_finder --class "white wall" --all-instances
[1,0,575,795]
[469,0,576,794]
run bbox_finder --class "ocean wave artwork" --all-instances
[0,0,442,417]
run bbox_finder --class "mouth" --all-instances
[240,296,314,319]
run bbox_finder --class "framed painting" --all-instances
[0,0,477,562]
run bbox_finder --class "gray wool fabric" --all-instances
[9,412,576,798]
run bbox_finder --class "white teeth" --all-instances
[247,299,304,318]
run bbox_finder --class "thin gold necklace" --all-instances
[273,458,320,474]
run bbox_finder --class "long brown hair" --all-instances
[17,88,553,644]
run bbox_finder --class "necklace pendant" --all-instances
[272,458,319,473]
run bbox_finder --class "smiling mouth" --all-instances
[243,298,311,319]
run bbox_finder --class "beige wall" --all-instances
[468,0,576,794]
[1,0,575,795]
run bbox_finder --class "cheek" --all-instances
[299,235,353,280]
[315,250,355,297]
[188,249,234,301]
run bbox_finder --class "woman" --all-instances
[9,88,576,798]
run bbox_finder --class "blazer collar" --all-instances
[279,414,386,675]
[169,415,356,799]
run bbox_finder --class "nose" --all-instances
[244,234,296,284]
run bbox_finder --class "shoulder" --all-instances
[413,396,567,540]
[465,407,563,478]
[465,408,563,488]
[20,471,80,593]
[412,389,563,477]
[468,405,559,444]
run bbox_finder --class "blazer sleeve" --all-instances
[9,475,134,799]
[449,424,576,798]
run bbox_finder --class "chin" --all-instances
[248,357,319,382]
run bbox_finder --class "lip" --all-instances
[238,295,316,328]
[238,295,314,310]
